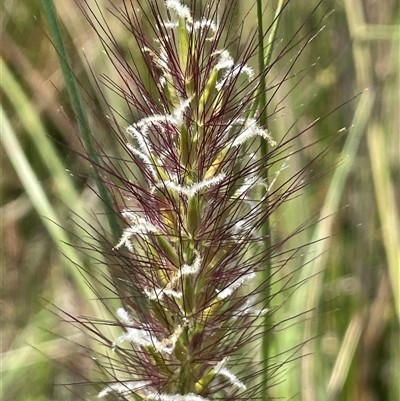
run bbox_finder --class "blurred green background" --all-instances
[1,0,399,400]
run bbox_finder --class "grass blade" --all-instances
[39,0,121,240]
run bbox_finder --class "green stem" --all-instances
[256,1,285,399]
[251,0,285,120]
[40,0,151,314]
[39,0,121,241]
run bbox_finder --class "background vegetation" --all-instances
[1,0,399,400]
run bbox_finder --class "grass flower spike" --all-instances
[65,0,336,399]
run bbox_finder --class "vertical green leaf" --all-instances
[39,0,121,241]
[256,1,285,398]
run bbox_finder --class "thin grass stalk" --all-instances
[255,1,285,397]
[0,56,80,208]
[255,2,270,396]
[40,0,121,241]
[326,313,364,398]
